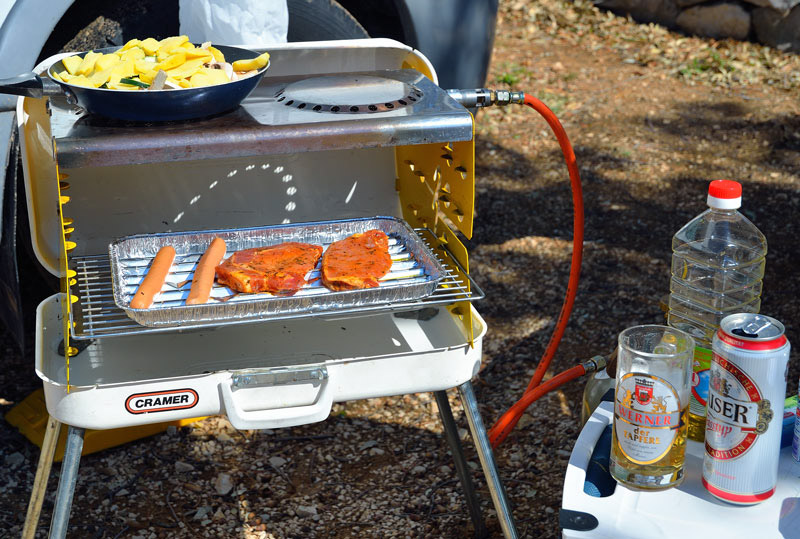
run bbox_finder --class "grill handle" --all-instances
[220,369,333,429]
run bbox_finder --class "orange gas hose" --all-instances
[488,93,585,448]
[489,364,587,447]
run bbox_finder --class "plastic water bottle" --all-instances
[667,180,767,442]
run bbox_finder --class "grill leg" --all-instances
[458,381,518,539]
[23,416,61,539]
[49,426,84,539]
[434,390,489,538]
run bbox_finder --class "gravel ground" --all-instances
[2,1,800,537]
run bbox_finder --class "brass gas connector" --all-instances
[581,355,609,374]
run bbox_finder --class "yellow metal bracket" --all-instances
[22,97,78,390]
[395,116,476,343]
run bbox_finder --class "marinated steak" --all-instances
[215,242,323,295]
[321,230,392,291]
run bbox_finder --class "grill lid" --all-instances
[275,74,423,114]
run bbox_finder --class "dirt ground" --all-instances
[2,0,800,537]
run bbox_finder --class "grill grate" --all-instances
[69,229,483,339]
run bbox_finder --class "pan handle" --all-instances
[0,72,65,98]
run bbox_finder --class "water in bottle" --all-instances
[667,180,767,442]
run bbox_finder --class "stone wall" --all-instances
[596,0,800,51]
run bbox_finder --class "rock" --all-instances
[677,3,751,40]
[175,461,195,473]
[753,5,800,51]
[268,456,287,467]
[217,431,233,443]
[166,425,178,436]
[517,413,536,428]
[296,505,318,518]
[743,0,800,11]
[212,508,226,521]
[674,0,709,8]
[359,440,378,451]
[4,452,24,468]
[439,465,452,474]
[411,465,426,474]
[368,447,385,456]
[193,506,213,520]
[214,473,234,496]
[594,0,680,27]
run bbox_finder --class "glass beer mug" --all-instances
[609,325,694,490]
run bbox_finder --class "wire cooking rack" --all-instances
[68,229,483,339]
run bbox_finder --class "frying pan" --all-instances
[0,45,269,122]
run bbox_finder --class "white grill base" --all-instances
[36,294,485,430]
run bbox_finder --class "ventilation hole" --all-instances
[286,100,294,106]
[408,96,417,102]
[385,103,394,109]
[368,105,377,111]
[414,91,423,97]
[399,99,407,105]
[331,106,340,112]
[313,105,322,111]
[296,103,305,109]
[277,96,285,102]
[350,106,359,112]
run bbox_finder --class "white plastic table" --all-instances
[562,401,800,539]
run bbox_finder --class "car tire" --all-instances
[286,0,369,41]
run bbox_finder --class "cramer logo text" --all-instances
[125,389,199,414]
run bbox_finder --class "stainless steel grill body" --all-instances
[20,39,520,539]
[20,38,484,430]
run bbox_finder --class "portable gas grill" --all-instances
[18,39,520,537]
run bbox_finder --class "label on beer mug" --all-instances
[615,373,682,464]
[705,353,770,460]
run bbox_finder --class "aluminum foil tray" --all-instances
[109,216,445,327]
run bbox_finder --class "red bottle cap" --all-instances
[707,180,742,209]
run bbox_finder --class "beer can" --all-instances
[702,313,791,504]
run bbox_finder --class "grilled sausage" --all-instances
[186,237,227,305]
[130,245,176,309]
